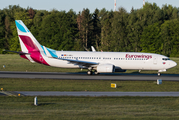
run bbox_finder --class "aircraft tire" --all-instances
[158,73,161,76]
[94,71,99,75]
[87,71,92,75]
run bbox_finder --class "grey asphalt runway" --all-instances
[15,91,179,97]
[0,71,179,81]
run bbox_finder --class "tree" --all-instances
[91,9,101,51]
[160,19,179,57]
[0,10,6,53]
[38,10,77,51]
[140,22,161,53]
[100,10,113,51]
[110,7,128,52]
[77,9,93,49]
[28,8,35,19]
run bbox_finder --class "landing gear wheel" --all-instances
[158,73,161,76]
[94,71,99,75]
[87,71,92,75]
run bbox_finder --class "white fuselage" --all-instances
[41,51,177,71]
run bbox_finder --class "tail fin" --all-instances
[15,20,49,65]
[15,20,42,53]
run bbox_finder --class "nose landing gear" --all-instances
[158,72,161,76]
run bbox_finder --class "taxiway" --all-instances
[14,91,179,97]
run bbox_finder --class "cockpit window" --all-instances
[162,58,170,61]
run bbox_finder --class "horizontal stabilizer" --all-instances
[4,50,30,55]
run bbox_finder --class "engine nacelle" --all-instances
[115,69,126,72]
[97,64,115,73]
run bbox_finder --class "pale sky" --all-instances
[1,0,178,13]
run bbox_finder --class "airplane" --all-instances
[11,20,177,76]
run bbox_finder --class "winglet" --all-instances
[91,46,96,52]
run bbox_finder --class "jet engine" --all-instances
[97,64,115,73]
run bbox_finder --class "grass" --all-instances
[0,54,178,74]
[1,96,179,120]
[1,78,179,92]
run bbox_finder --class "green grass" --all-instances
[1,96,179,120]
[0,54,178,74]
[1,78,179,92]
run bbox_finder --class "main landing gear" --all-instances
[87,70,92,75]
[87,70,99,75]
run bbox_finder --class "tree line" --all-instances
[0,2,179,57]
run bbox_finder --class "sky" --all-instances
[0,0,178,13]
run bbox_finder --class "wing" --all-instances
[58,57,99,67]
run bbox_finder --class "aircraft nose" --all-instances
[171,61,177,68]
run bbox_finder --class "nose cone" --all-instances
[171,61,177,68]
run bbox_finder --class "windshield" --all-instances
[162,58,170,61]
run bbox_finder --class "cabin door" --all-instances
[153,57,157,64]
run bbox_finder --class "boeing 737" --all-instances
[11,20,177,75]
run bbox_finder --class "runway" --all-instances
[0,71,179,81]
[14,91,179,97]
[1,91,179,97]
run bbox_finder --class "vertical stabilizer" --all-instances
[15,20,42,53]
[15,20,49,65]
